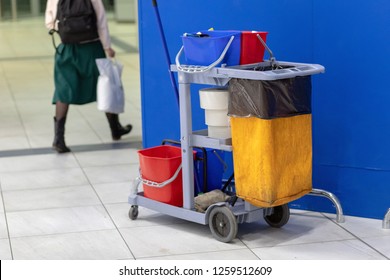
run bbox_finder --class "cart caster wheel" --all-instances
[129,205,139,220]
[208,206,238,243]
[264,204,290,228]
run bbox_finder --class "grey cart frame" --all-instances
[128,57,345,242]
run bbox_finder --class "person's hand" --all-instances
[106,47,115,58]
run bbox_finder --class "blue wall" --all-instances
[137,0,390,219]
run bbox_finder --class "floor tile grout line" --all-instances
[0,179,135,196]
[2,203,105,215]
[237,236,261,260]
[135,247,258,260]
[237,238,389,260]
[0,163,135,178]
[106,218,192,230]
[78,107,111,144]
[243,236,359,250]
[321,212,390,259]
[236,211,360,260]
[4,63,37,151]
[1,57,48,148]
[74,155,137,260]
[1,158,131,179]
[8,227,126,241]
[1,183,15,259]
[0,160,140,211]
[0,156,7,251]
[1,191,142,214]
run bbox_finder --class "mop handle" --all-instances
[152,0,179,105]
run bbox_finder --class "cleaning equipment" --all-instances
[230,114,313,207]
[161,139,225,195]
[128,28,345,243]
[194,190,231,213]
[199,87,231,138]
[138,145,184,207]
[228,36,313,207]
[181,30,241,66]
[152,0,179,105]
[240,31,268,64]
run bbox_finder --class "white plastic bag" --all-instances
[96,58,125,114]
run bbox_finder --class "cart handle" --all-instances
[175,35,235,73]
[138,164,182,188]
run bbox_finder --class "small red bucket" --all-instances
[240,31,268,64]
[138,145,183,207]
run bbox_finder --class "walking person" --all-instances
[45,0,132,153]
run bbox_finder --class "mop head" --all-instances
[194,190,230,213]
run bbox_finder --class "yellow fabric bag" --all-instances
[231,114,312,207]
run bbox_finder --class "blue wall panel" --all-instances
[309,1,390,218]
[138,0,390,219]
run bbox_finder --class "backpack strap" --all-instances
[49,29,60,55]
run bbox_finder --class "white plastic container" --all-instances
[208,126,232,139]
[205,110,230,126]
[199,87,229,110]
[199,87,231,139]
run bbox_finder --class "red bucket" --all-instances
[138,145,183,207]
[240,31,268,64]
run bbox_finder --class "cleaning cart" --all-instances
[128,34,344,243]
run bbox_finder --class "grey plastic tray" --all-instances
[171,60,325,82]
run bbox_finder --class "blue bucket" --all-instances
[181,30,241,66]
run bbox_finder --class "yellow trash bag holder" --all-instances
[231,115,312,207]
[228,76,313,208]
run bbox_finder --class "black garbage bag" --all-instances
[228,76,312,119]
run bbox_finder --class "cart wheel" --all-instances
[264,204,290,228]
[208,206,238,243]
[129,205,139,220]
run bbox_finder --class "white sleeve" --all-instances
[45,0,59,30]
[91,0,112,50]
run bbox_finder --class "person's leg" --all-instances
[53,101,71,153]
[105,113,132,140]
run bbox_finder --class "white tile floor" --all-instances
[0,16,390,260]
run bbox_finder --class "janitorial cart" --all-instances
[128,31,344,242]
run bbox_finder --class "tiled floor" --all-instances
[0,16,390,260]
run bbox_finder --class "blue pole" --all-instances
[152,0,180,106]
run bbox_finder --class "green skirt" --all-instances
[53,41,106,105]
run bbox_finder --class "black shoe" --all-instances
[106,113,132,140]
[112,124,132,140]
[53,117,71,153]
